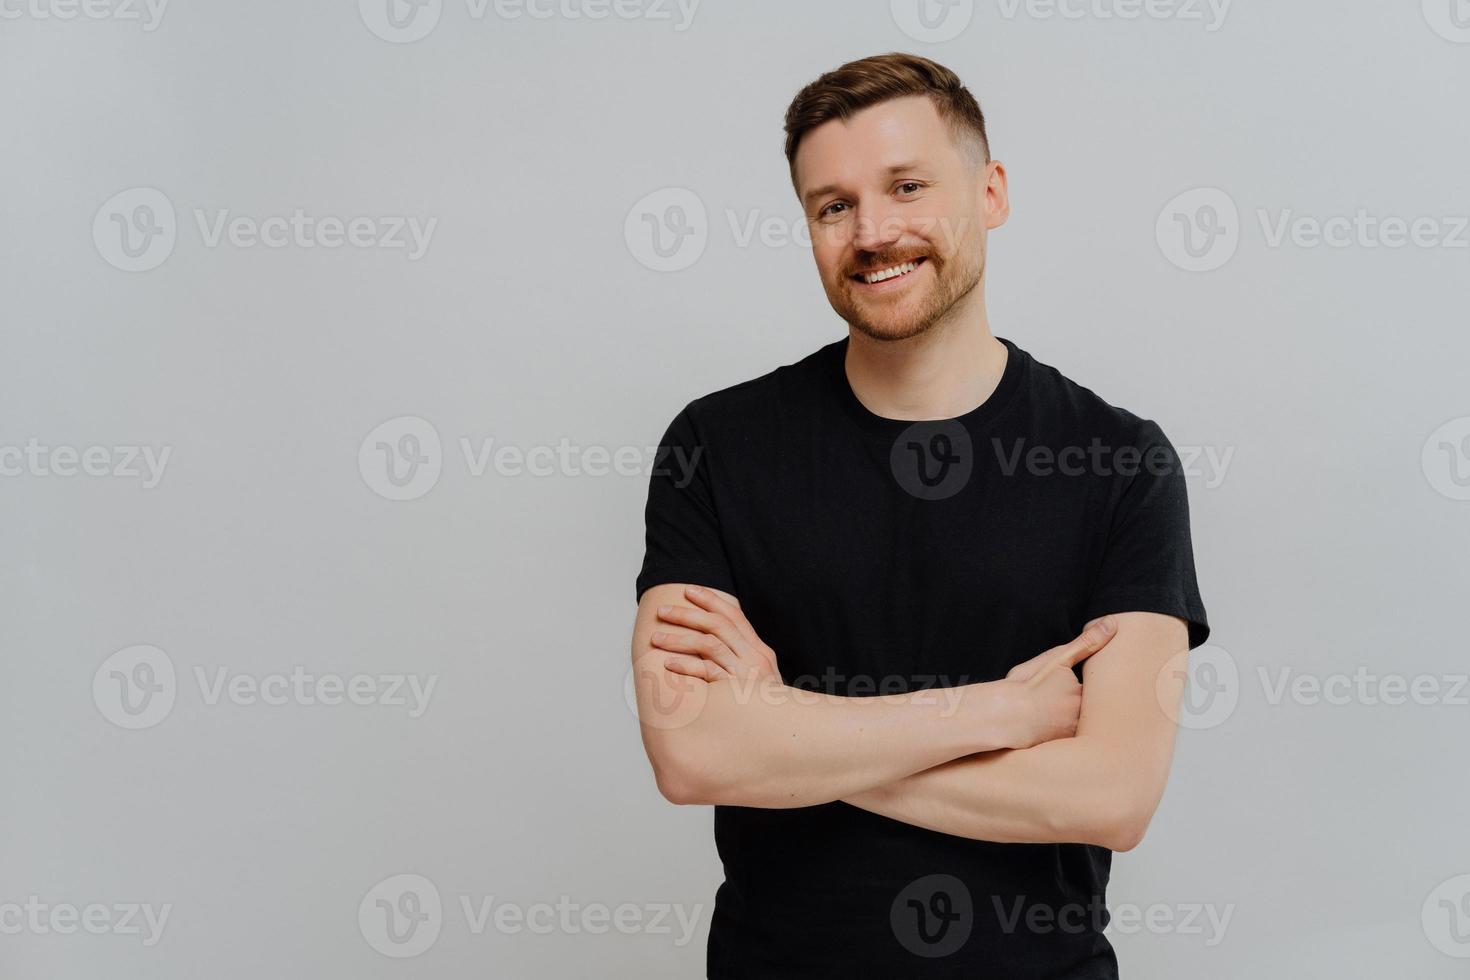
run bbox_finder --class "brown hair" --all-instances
[783,52,990,191]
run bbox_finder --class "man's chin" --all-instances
[845,308,935,343]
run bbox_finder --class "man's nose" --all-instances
[851,199,904,254]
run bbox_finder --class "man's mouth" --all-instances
[851,256,927,285]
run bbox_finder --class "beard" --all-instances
[828,244,986,343]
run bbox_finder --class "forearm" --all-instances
[844,728,1172,851]
[843,612,1188,850]
[642,672,1017,808]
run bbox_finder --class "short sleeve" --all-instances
[634,404,738,603]
[1082,421,1210,649]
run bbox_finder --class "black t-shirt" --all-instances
[636,335,1209,979]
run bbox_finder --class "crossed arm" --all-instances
[841,610,1188,851]
[630,582,1190,852]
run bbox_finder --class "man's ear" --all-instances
[984,159,1010,229]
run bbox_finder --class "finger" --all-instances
[662,653,727,682]
[1051,616,1117,671]
[683,587,783,676]
[683,586,761,647]
[651,629,744,677]
[656,604,753,663]
[1017,617,1119,687]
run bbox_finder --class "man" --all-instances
[630,52,1209,979]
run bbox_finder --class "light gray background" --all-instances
[3,1,1469,977]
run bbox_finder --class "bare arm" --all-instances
[631,583,1096,809]
[841,611,1190,851]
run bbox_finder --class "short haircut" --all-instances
[783,52,991,191]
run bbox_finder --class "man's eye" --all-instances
[819,202,848,218]
[898,181,923,194]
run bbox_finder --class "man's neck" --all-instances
[843,307,1009,422]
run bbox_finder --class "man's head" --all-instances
[784,53,1008,343]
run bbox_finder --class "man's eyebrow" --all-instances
[802,162,928,207]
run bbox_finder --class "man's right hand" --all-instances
[997,617,1116,749]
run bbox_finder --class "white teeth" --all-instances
[860,260,920,284]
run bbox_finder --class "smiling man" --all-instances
[630,53,1209,978]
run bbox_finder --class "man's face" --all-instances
[794,95,1007,342]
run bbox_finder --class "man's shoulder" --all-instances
[677,339,840,428]
[1018,342,1170,449]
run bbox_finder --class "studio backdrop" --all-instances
[3,1,1468,977]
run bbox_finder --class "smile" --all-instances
[852,256,927,285]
